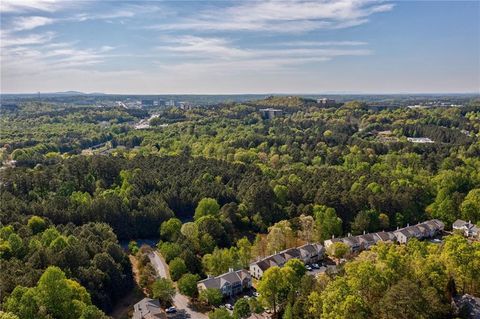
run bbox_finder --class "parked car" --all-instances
[312,263,320,269]
[305,265,313,271]
[253,292,260,297]
[225,304,233,310]
[166,306,176,313]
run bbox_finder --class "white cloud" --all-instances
[157,35,370,60]
[0,0,66,13]
[150,0,394,33]
[157,36,251,59]
[0,31,55,47]
[11,16,53,31]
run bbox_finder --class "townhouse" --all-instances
[197,268,252,298]
[249,243,325,279]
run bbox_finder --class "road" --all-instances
[149,251,208,319]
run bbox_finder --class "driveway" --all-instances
[149,251,208,319]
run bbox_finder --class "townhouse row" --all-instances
[324,219,445,252]
[196,219,445,299]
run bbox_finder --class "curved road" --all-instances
[149,251,208,319]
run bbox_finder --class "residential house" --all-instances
[341,235,362,252]
[249,243,325,279]
[132,298,167,319]
[297,243,325,263]
[453,219,480,238]
[394,219,444,244]
[197,269,251,297]
[357,233,379,250]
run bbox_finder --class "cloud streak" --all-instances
[0,0,70,13]
[149,0,394,33]
[11,16,53,31]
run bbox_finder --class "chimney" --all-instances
[348,233,351,237]
[363,230,366,235]
[407,223,410,227]
[397,226,399,230]
[332,234,334,239]
[228,268,234,273]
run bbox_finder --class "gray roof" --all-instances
[298,243,323,255]
[375,231,395,241]
[198,269,251,290]
[357,233,377,243]
[454,294,480,318]
[453,219,467,228]
[281,248,301,259]
[394,229,411,238]
[342,236,360,246]
[133,298,164,319]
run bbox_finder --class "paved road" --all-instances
[149,251,208,319]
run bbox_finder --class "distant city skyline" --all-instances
[1,0,479,94]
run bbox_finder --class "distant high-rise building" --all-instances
[317,98,336,106]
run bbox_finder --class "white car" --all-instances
[305,265,313,271]
[225,303,233,310]
[253,292,260,297]
[166,306,176,313]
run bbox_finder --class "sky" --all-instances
[1,0,479,94]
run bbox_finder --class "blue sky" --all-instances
[1,0,479,94]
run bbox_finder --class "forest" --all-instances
[0,96,479,319]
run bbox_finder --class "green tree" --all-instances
[152,278,176,307]
[313,205,342,241]
[178,273,200,298]
[0,312,20,319]
[274,185,289,205]
[128,240,139,255]
[283,302,293,319]
[460,188,480,223]
[266,220,295,254]
[284,258,306,281]
[202,247,238,276]
[233,298,251,319]
[195,198,220,220]
[199,288,223,307]
[351,209,379,235]
[236,237,252,268]
[248,298,264,314]
[159,242,182,263]
[209,308,232,319]
[4,266,106,319]
[378,213,390,230]
[257,266,284,316]
[160,218,182,242]
[377,279,429,319]
[326,242,349,259]
[169,257,187,281]
[27,216,46,234]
